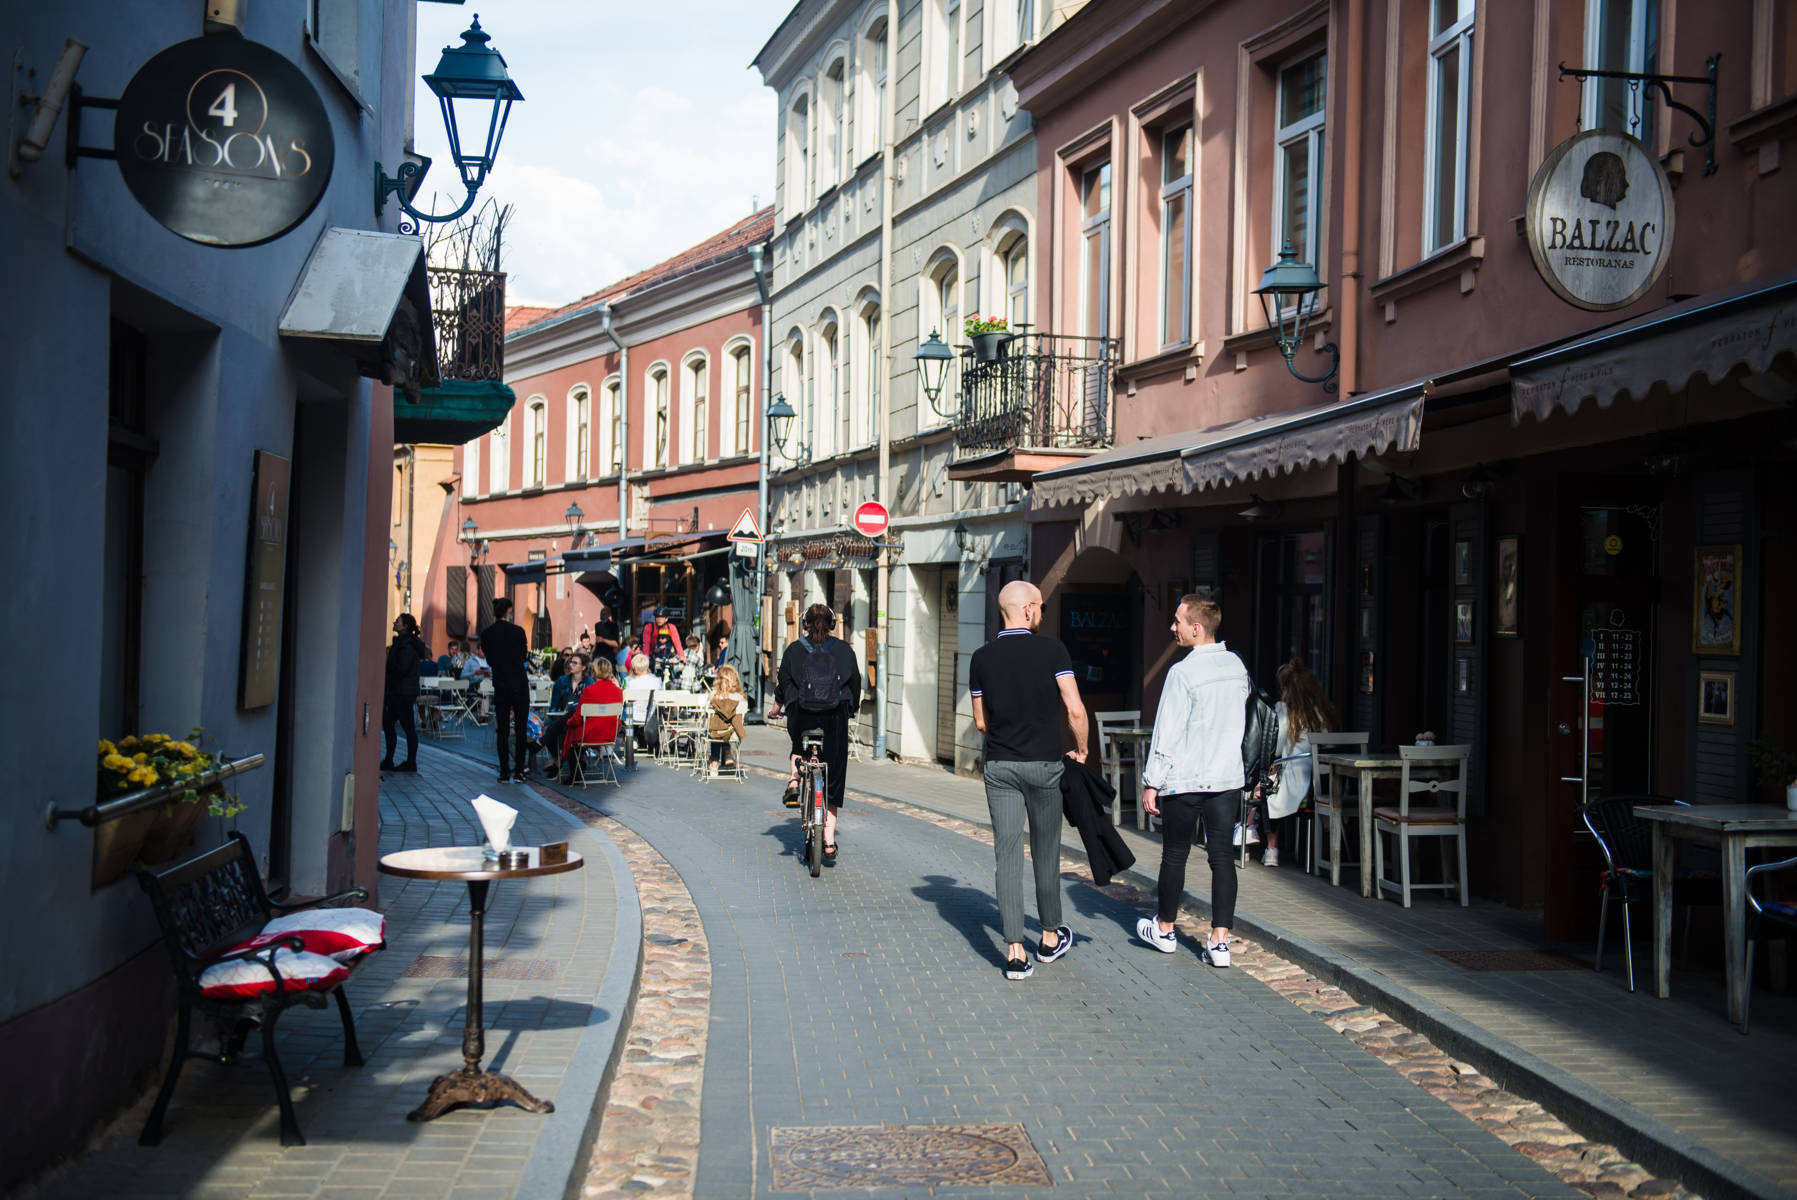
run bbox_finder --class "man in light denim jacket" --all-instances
[1136,594,1250,967]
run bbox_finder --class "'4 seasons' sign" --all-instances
[1525,128,1674,312]
[115,37,334,248]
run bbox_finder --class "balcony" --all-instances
[947,332,1120,483]
[396,267,516,445]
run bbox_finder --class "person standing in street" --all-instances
[771,603,861,862]
[1137,594,1250,967]
[968,580,1088,981]
[381,613,431,773]
[481,597,532,783]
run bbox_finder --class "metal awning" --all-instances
[1510,270,1797,423]
[559,537,647,575]
[278,227,441,393]
[1031,380,1430,509]
[502,558,554,584]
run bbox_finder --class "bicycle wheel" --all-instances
[806,772,824,877]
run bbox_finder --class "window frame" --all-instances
[490,421,510,494]
[854,296,882,450]
[647,364,671,470]
[568,385,591,481]
[786,90,812,218]
[1581,0,1658,138]
[1158,123,1194,349]
[1424,1,1475,254]
[526,398,547,488]
[726,339,754,457]
[683,352,710,465]
[1078,161,1112,340]
[1273,49,1327,273]
[822,57,846,191]
[604,377,623,476]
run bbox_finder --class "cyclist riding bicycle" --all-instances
[771,602,862,863]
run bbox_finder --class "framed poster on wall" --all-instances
[1698,670,1735,725]
[1692,544,1741,655]
[1494,536,1521,637]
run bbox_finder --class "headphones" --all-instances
[805,605,837,632]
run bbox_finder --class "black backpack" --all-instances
[796,640,840,712]
[1241,685,1280,792]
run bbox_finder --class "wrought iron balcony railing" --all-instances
[429,266,507,383]
[952,332,1120,458]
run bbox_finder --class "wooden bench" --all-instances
[137,832,377,1146]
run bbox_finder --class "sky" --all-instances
[411,0,793,307]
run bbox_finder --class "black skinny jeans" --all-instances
[493,691,530,775]
[1156,789,1240,931]
[382,693,418,764]
[787,705,850,808]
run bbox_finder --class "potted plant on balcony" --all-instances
[965,315,1013,364]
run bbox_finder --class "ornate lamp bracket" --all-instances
[1556,55,1719,176]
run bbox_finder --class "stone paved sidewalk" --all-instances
[739,725,1797,1200]
[23,744,639,1200]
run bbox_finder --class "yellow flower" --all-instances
[146,733,169,744]
[176,741,197,756]
[133,752,148,764]
[120,736,140,749]
[98,739,116,755]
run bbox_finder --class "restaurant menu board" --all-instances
[239,451,290,709]
[1591,625,1640,706]
[1058,592,1131,694]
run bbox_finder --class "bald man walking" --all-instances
[969,580,1089,981]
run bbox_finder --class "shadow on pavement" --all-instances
[910,874,1008,968]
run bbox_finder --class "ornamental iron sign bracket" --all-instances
[1556,55,1718,176]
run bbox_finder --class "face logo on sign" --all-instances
[1579,152,1628,208]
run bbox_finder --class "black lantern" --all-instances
[767,393,808,464]
[375,17,524,226]
[952,521,970,554]
[1253,241,1338,391]
[915,330,956,417]
[461,516,479,541]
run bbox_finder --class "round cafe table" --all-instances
[378,845,583,1121]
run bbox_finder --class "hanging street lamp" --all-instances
[914,329,957,418]
[1253,241,1338,391]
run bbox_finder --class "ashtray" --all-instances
[497,849,529,869]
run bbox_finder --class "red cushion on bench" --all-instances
[245,908,387,963]
[197,949,348,1000]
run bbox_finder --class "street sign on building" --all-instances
[1524,129,1674,312]
[852,501,890,540]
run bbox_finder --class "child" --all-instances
[707,664,747,774]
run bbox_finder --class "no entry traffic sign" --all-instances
[852,501,890,539]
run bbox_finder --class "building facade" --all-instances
[755,0,1089,769]
[416,210,773,669]
[1008,0,1797,932]
[0,1,435,1185]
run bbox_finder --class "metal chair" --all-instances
[705,734,745,782]
[1373,744,1472,907]
[1745,855,1797,1034]
[1307,732,1370,883]
[567,702,624,787]
[1579,794,1719,992]
[428,678,468,739]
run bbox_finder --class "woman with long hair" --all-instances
[1259,658,1339,867]
[381,613,431,773]
[707,663,747,774]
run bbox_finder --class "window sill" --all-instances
[1120,342,1204,384]
[1729,93,1797,149]
[1368,236,1485,308]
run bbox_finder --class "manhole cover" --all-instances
[769,1123,1050,1190]
[400,956,558,980]
[1433,949,1578,972]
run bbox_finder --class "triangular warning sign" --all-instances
[726,507,763,543]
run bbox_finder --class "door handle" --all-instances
[1557,722,1572,735]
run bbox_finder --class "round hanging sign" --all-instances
[1524,128,1674,312]
[115,37,335,248]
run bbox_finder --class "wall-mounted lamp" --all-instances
[8,37,87,178]
[914,330,957,419]
[1237,494,1283,522]
[1379,473,1416,507]
[1253,241,1339,392]
[952,521,971,555]
[461,516,479,541]
[767,393,810,465]
[374,17,523,229]
[564,500,586,545]
[1460,463,1496,501]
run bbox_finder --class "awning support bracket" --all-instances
[1556,55,1719,176]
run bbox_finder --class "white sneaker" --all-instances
[1201,940,1232,968]
[1261,847,1279,867]
[1136,916,1178,954]
[1231,822,1261,846]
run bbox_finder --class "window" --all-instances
[823,60,845,189]
[685,355,709,463]
[1002,235,1029,330]
[1426,1,1474,253]
[819,320,840,459]
[570,387,590,480]
[102,321,149,738]
[1275,51,1326,272]
[1079,162,1111,338]
[1584,0,1657,137]
[786,336,806,458]
[733,345,753,455]
[650,367,670,469]
[1774,1,1797,101]
[863,21,888,158]
[787,94,810,214]
[527,399,546,487]
[929,0,963,111]
[1159,124,1193,347]
[855,302,882,448]
[994,0,1036,60]
[605,379,623,475]
[490,422,509,493]
[464,423,481,496]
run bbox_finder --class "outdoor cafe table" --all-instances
[1634,803,1797,1026]
[1315,750,1458,899]
[377,845,584,1119]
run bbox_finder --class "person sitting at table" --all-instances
[538,652,591,766]
[622,651,658,747]
[438,639,461,677]
[559,658,625,783]
[1254,657,1338,868]
[460,638,493,719]
[707,664,748,775]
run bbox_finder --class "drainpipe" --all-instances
[749,241,774,715]
[872,0,899,763]
[404,444,416,612]
[1338,0,1365,397]
[598,301,628,595]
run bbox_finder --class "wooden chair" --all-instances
[1307,732,1369,883]
[568,702,624,787]
[1373,744,1472,907]
[1094,710,1143,827]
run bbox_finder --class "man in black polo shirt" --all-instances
[969,579,1090,980]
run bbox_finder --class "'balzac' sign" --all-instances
[116,37,335,248]
[1525,129,1674,311]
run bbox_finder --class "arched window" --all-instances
[649,366,670,469]
[605,378,623,475]
[568,386,590,480]
[526,399,547,487]
[785,333,806,460]
[490,422,510,493]
[861,19,888,160]
[732,344,753,456]
[853,295,881,449]
[923,253,961,346]
[787,93,810,214]
[819,318,840,459]
[822,59,846,189]
[1000,232,1028,330]
[684,353,709,464]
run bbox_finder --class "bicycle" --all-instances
[796,730,828,878]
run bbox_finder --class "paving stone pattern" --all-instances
[556,756,1590,1199]
[25,747,617,1200]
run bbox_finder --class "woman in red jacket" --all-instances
[559,658,625,782]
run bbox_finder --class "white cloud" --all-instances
[412,1,787,309]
